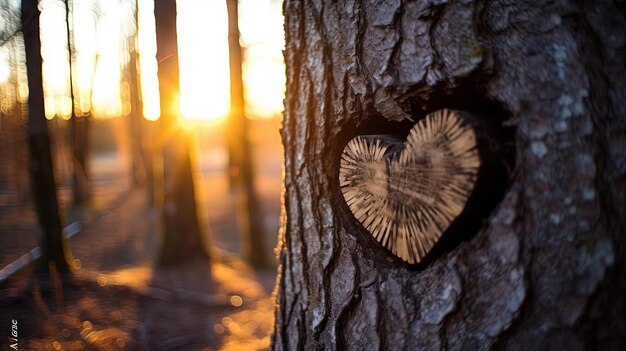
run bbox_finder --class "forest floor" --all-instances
[0,118,283,350]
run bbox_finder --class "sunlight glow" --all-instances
[91,1,126,118]
[72,0,97,116]
[137,0,160,121]
[177,0,230,121]
[28,0,285,121]
[40,0,70,119]
[239,0,285,118]
[0,38,22,115]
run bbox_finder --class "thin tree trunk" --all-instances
[64,0,90,205]
[273,0,626,349]
[70,114,90,203]
[154,0,210,265]
[143,119,156,207]
[21,0,72,276]
[128,35,146,186]
[225,8,241,191]
[133,0,156,204]
[226,0,270,268]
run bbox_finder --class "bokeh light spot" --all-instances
[229,295,243,307]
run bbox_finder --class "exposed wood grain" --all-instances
[339,109,480,264]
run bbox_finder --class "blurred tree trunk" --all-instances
[273,0,626,350]
[143,120,156,207]
[225,0,240,193]
[128,3,147,187]
[226,0,270,268]
[22,0,72,276]
[65,0,90,205]
[131,1,156,205]
[70,115,90,203]
[127,40,146,186]
[154,0,209,265]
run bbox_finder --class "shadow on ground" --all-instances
[0,119,283,350]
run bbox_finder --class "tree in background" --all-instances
[126,2,147,188]
[273,0,626,349]
[21,0,72,278]
[124,0,156,206]
[226,0,270,268]
[0,32,29,204]
[154,0,210,265]
[65,0,91,205]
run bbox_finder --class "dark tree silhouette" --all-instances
[273,0,626,349]
[154,0,210,265]
[21,0,72,276]
[226,0,270,267]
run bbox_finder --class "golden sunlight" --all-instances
[137,0,230,122]
[40,0,70,120]
[239,0,285,118]
[177,0,230,121]
[33,0,284,121]
[137,0,160,121]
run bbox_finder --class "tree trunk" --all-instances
[273,0,626,350]
[225,0,242,192]
[128,1,147,187]
[226,0,270,268]
[21,0,72,276]
[65,0,90,205]
[128,38,146,186]
[70,113,91,204]
[154,0,210,265]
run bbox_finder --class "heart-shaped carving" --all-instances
[339,109,480,264]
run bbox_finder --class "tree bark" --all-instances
[273,0,626,350]
[154,0,210,265]
[226,0,270,268]
[21,0,72,276]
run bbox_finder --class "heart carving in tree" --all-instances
[339,109,481,264]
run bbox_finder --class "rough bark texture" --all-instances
[22,0,72,274]
[273,0,626,349]
[154,0,209,265]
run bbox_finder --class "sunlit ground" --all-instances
[5,262,274,350]
[0,116,283,349]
